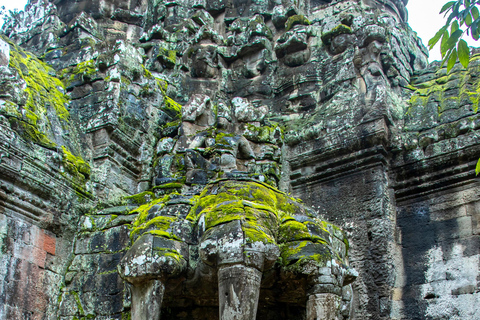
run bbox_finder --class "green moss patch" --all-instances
[124,191,155,205]
[61,146,91,179]
[2,36,70,148]
[243,123,283,143]
[131,215,179,241]
[408,69,480,114]
[278,220,327,244]
[60,59,97,86]
[152,247,183,263]
[157,48,177,68]
[187,180,305,244]
[279,240,333,271]
[321,24,352,45]
[126,180,348,267]
[128,192,185,241]
[285,15,311,31]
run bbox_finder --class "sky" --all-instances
[0,0,478,62]
[1,0,28,13]
[407,0,479,62]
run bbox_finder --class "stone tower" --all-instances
[0,0,479,319]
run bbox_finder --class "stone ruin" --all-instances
[0,0,479,319]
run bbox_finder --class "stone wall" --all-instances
[389,58,480,319]
[0,0,479,319]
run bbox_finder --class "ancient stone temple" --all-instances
[0,0,479,318]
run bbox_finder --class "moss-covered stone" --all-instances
[408,67,480,114]
[124,191,156,205]
[278,220,327,244]
[60,59,97,86]
[187,180,309,244]
[243,123,283,143]
[125,179,324,250]
[2,36,70,148]
[157,48,177,68]
[61,146,91,178]
[279,240,333,271]
[285,15,311,32]
[321,24,352,45]
[153,247,183,263]
[131,215,180,241]
[128,193,184,241]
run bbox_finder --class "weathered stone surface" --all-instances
[1,0,480,319]
[117,178,355,319]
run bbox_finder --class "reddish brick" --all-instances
[31,246,46,268]
[42,233,56,255]
[31,228,56,256]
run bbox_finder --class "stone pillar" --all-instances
[130,279,165,320]
[218,265,262,320]
[306,293,341,320]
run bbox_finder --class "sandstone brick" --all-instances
[392,287,403,301]
[42,232,56,255]
[31,246,47,268]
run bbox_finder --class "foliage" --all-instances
[429,0,480,72]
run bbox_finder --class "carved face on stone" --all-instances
[275,21,312,67]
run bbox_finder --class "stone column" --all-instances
[218,265,262,320]
[306,293,341,320]
[130,279,165,320]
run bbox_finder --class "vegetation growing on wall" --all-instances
[429,0,480,71]
[1,36,70,148]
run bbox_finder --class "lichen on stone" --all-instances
[285,15,311,32]
[61,146,91,178]
[321,24,352,45]
[2,36,70,148]
[60,59,97,86]
[157,48,177,68]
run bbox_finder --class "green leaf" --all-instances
[466,13,473,25]
[429,25,448,49]
[472,6,479,19]
[441,30,450,56]
[454,2,461,13]
[465,0,471,7]
[447,29,463,48]
[458,39,470,68]
[452,20,460,32]
[440,1,456,13]
[472,21,479,38]
[446,10,457,25]
[447,48,457,72]
[474,26,480,39]
[453,3,461,17]
[475,158,480,175]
